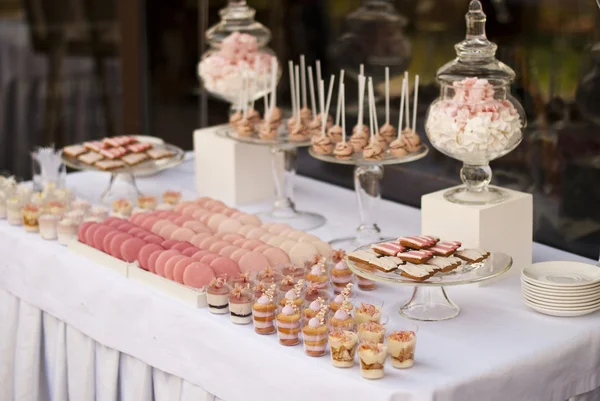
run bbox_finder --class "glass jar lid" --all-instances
[436,0,514,87]
[205,0,271,48]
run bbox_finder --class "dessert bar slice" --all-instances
[397,263,435,281]
[455,249,490,264]
[84,141,106,153]
[147,148,175,160]
[371,242,406,256]
[63,145,87,158]
[428,240,462,256]
[103,136,136,147]
[398,235,437,249]
[100,147,128,160]
[78,152,104,165]
[370,256,403,272]
[95,160,125,171]
[426,256,462,273]
[122,152,149,166]
[397,249,433,264]
[347,250,380,269]
[127,142,152,153]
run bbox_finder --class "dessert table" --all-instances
[1,151,599,401]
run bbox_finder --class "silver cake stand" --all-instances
[345,242,512,321]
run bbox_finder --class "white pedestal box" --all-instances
[193,126,278,205]
[421,185,533,284]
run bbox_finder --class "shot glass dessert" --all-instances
[354,302,383,325]
[303,297,326,321]
[303,283,329,304]
[387,323,418,369]
[278,275,297,293]
[39,214,60,240]
[22,203,41,233]
[162,190,181,205]
[89,206,109,221]
[229,285,254,324]
[356,275,377,291]
[302,308,329,357]
[329,329,358,368]
[232,271,255,288]
[281,264,305,278]
[278,288,304,309]
[6,197,23,226]
[57,218,78,246]
[358,321,386,344]
[358,342,387,380]
[206,277,231,314]
[276,302,301,346]
[64,210,85,225]
[330,283,354,314]
[330,308,353,330]
[138,195,157,210]
[71,199,91,214]
[258,266,279,284]
[305,262,329,290]
[112,198,134,218]
[252,285,277,335]
[47,201,67,217]
[330,259,354,294]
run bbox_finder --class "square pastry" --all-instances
[63,145,87,158]
[398,235,438,249]
[84,141,105,153]
[100,147,128,160]
[428,240,462,257]
[455,249,490,264]
[397,263,436,281]
[426,256,462,273]
[397,249,433,264]
[127,142,152,153]
[370,256,403,272]
[347,250,380,268]
[95,160,125,171]
[147,148,175,160]
[78,152,103,165]
[371,242,406,256]
[122,153,149,166]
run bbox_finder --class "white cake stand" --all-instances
[220,127,326,231]
[345,245,512,321]
[309,144,428,250]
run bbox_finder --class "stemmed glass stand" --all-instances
[99,173,143,205]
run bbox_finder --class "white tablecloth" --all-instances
[1,156,600,401]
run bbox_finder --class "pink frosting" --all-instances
[333,294,345,303]
[257,295,270,305]
[334,309,349,320]
[310,265,322,276]
[308,317,321,328]
[282,305,296,315]
[309,300,321,311]
[334,261,348,271]
[285,289,297,300]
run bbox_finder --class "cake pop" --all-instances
[389,77,409,157]
[350,75,369,151]
[299,55,312,124]
[400,72,423,153]
[290,64,310,142]
[311,76,336,155]
[287,60,298,131]
[363,78,385,160]
[379,67,397,143]
[333,83,354,160]
[328,70,345,143]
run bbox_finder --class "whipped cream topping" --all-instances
[285,289,297,300]
[310,265,322,276]
[334,309,349,320]
[308,317,321,328]
[282,305,296,315]
[256,295,270,305]
[333,294,345,304]
[309,300,321,311]
[334,261,348,271]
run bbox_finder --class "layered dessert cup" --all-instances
[358,322,386,344]
[22,203,41,233]
[57,219,78,246]
[278,289,304,309]
[39,214,60,240]
[252,294,277,335]
[303,299,326,321]
[206,278,231,314]
[305,264,329,290]
[330,260,354,293]
[330,308,354,331]
[388,329,417,368]
[358,342,387,380]
[329,329,358,368]
[354,302,383,325]
[302,317,329,357]
[229,286,254,324]
[356,276,377,291]
[276,304,301,346]
[162,190,181,205]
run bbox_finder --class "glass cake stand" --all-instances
[345,243,513,321]
[61,142,185,205]
[220,127,326,231]
[309,144,428,250]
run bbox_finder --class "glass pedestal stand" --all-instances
[99,173,143,206]
[221,128,326,231]
[346,249,512,321]
[259,145,326,230]
[309,145,429,250]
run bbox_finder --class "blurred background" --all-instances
[0,0,599,258]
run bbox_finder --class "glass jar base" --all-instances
[399,287,460,321]
[257,208,326,231]
[443,186,507,205]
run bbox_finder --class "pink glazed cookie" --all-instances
[210,257,240,277]
[238,251,270,273]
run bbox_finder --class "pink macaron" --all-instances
[182,220,210,234]
[172,216,190,226]
[181,246,202,257]
[237,225,254,237]
[102,231,121,254]
[161,239,180,249]
[222,233,244,242]
[164,255,188,280]
[140,217,160,232]
[151,219,172,234]
[236,213,261,227]
[146,250,163,273]
[138,243,164,270]
[245,227,268,240]
[127,227,147,237]
[200,253,220,266]
[232,238,246,246]
[238,251,270,273]
[217,218,243,234]
[242,239,265,251]
[207,214,228,232]
[170,227,195,242]
[229,248,250,263]
[84,224,103,246]
[121,237,147,263]
[263,247,291,266]
[199,237,220,250]
[158,224,179,240]
[209,240,231,254]
[189,232,212,248]
[154,250,181,277]
[182,262,215,289]
[173,257,196,284]
[171,241,194,252]
[78,221,96,244]
[218,245,239,258]
[143,234,164,245]
[209,257,240,277]
[92,225,114,252]
[191,250,213,262]
[109,233,132,259]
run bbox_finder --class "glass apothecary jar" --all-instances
[197,0,280,105]
[425,0,526,205]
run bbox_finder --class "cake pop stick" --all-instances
[322,75,335,137]
[289,61,296,121]
[369,77,379,136]
[335,70,345,127]
[307,67,318,118]
[250,59,258,112]
[385,67,390,125]
[368,79,374,140]
[243,70,248,118]
[404,71,410,129]
[412,74,419,133]
[269,57,277,119]
[360,64,364,77]
[357,75,365,130]
[316,60,322,97]
[397,78,406,139]
[295,65,301,128]
[341,83,346,142]
[300,55,307,109]
[318,78,325,124]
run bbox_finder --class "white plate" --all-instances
[522,287,600,304]
[522,262,600,287]
[522,292,600,308]
[522,298,600,317]
[521,279,600,297]
[521,277,600,294]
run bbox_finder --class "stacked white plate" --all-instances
[521,261,600,317]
